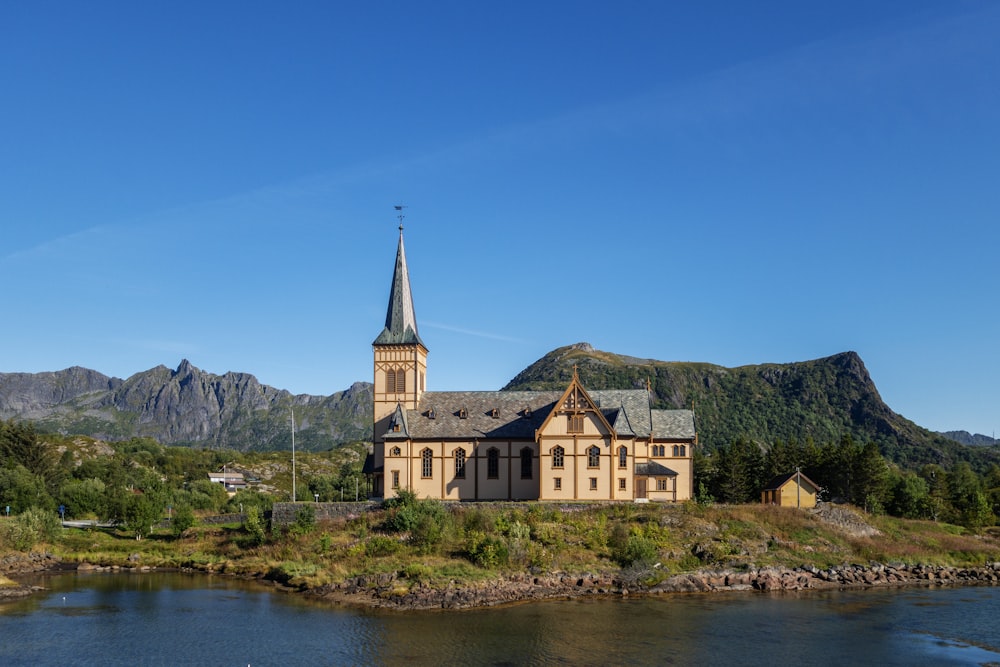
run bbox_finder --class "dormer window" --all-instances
[490,407,500,419]
[523,406,532,418]
[459,407,468,419]
[427,408,436,419]
[392,422,401,433]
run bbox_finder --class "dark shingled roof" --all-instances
[373,229,426,347]
[390,391,560,440]
[385,389,696,441]
[635,461,679,477]
[651,409,696,440]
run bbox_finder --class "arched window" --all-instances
[395,368,406,393]
[386,369,396,393]
[588,446,600,468]
[421,448,433,478]
[678,444,686,457]
[454,448,466,479]
[520,447,533,480]
[618,446,627,469]
[487,448,499,479]
[552,446,564,469]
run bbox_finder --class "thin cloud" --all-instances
[1,225,113,265]
[422,320,529,344]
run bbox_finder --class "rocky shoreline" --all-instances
[312,561,1000,610]
[0,551,62,575]
[0,553,60,599]
[5,550,1000,611]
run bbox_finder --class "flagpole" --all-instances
[290,408,296,503]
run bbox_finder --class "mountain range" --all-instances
[0,359,370,450]
[1,345,996,471]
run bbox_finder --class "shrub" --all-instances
[291,505,317,536]
[185,479,229,512]
[410,510,446,554]
[462,507,495,535]
[610,524,658,567]
[242,505,267,546]
[171,504,196,537]
[466,530,509,568]
[382,488,417,511]
[507,520,531,541]
[225,489,274,514]
[2,507,61,550]
[365,535,399,557]
[401,563,433,583]
[382,491,450,552]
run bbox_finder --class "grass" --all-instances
[6,502,1000,594]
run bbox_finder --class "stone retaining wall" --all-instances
[271,502,379,526]
[198,513,245,525]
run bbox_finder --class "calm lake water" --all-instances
[2,571,1000,666]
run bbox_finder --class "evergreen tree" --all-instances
[949,462,995,530]
[852,441,890,512]
[888,471,929,519]
[713,437,765,503]
[0,420,63,493]
[919,464,950,522]
[816,435,860,502]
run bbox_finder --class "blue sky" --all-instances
[2,1,998,437]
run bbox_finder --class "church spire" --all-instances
[373,224,425,347]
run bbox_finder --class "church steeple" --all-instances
[373,225,425,347]
[373,221,428,446]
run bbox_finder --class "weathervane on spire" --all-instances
[394,204,407,230]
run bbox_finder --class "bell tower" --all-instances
[372,218,427,445]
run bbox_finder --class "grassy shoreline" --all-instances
[6,501,1000,609]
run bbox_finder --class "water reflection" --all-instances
[2,572,999,666]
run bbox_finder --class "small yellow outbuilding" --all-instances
[761,470,821,508]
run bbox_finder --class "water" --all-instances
[2,572,1000,666]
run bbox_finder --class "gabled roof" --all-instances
[536,370,615,437]
[403,391,560,439]
[763,471,821,493]
[373,228,426,347]
[591,388,651,436]
[610,402,636,437]
[651,409,696,440]
[392,385,697,442]
[384,404,411,440]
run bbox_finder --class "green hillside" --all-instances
[503,343,1000,472]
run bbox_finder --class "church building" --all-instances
[366,225,696,502]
